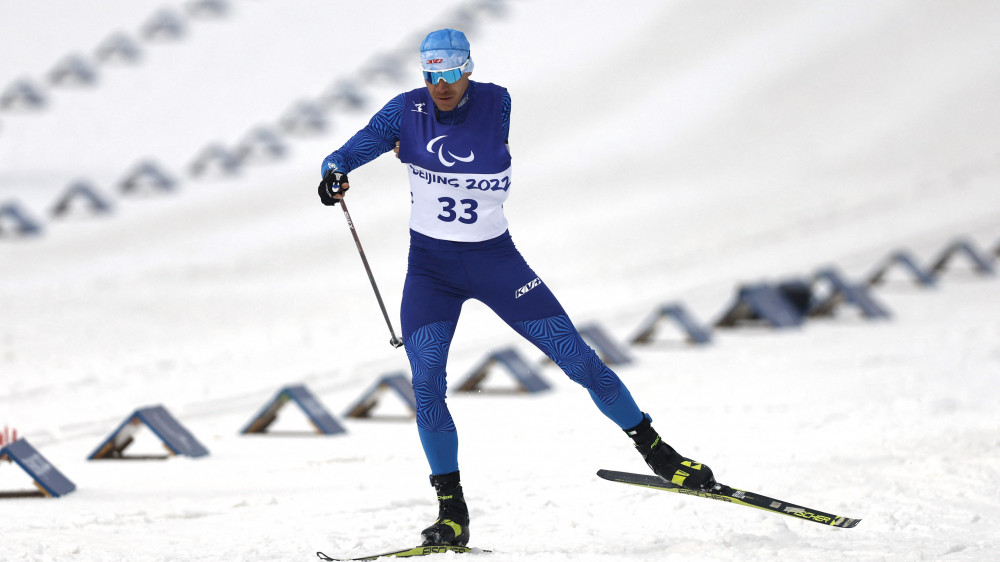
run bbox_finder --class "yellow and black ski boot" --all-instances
[421,471,470,546]
[625,414,717,491]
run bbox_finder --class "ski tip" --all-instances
[835,517,863,528]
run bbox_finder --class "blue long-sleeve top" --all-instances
[321,81,511,176]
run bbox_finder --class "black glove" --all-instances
[318,170,350,206]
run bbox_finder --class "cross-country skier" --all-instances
[318,28,717,547]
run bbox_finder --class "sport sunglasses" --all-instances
[422,58,471,85]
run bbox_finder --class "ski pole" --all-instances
[339,199,404,349]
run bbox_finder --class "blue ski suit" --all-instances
[322,81,644,474]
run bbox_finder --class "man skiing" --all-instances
[318,28,716,547]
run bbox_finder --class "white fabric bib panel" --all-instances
[407,163,511,242]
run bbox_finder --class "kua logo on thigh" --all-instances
[515,277,542,299]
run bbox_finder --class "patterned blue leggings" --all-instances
[401,230,643,475]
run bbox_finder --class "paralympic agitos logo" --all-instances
[426,135,474,167]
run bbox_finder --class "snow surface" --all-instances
[3,1,1000,560]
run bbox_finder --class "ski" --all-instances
[597,469,861,528]
[316,545,490,561]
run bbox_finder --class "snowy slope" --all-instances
[2,1,1000,561]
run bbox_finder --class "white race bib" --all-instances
[406,163,512,242]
